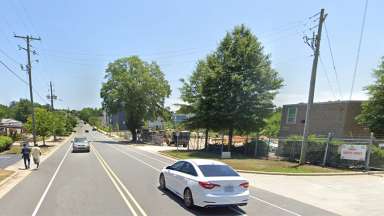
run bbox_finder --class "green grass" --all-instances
[161,150,345,173]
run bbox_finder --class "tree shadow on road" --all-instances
[157,186,246,216]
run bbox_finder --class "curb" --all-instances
[157,151,384,176]
[236,169,384,176]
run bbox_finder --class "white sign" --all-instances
[340,144,367,161]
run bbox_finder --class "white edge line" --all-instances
[250,195,302,216]
[103,137,301,216]
[109,145,161,172]
[126,147,170,165]
[31,143,72,216]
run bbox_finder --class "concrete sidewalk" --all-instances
[242,172,384,216]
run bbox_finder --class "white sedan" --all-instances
[159,159,249,208]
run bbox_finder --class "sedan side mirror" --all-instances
[166,166,172,170]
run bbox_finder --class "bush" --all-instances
[207,140,268,157]
[0,136,13,152]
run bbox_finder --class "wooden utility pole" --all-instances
[299,9,327,164]
[14,35,41,146]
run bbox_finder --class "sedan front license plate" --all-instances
[224,185,234,192]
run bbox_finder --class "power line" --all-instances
[319,55,337,100]
[324,22,343,100]
[0,59,48,103]
[349,0,369,100]
[0,59,28,85]
[0,48,21,65]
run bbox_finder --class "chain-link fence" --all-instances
[277,135,384,170]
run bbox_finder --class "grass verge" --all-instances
[161,150,345,173]
[0,169,14,182]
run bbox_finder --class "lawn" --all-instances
[0,169,14,182]
[161,150,344,173]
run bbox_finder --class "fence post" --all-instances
[254,133,259,157]
[365,132,374,171]
[322,132,333,167]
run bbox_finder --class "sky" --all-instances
[0,0,383,110]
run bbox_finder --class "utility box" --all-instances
[221,151,231,159]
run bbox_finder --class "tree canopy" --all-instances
[101,56,171,141]
[357,57,384,137]
[180,25,283,147]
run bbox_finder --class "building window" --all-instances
[286,107,297,124]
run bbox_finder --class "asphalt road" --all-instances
[0,125,338,216]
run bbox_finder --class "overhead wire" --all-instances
[349,0,369,100]
[324,22,343,100]
[319,55,338,100]
[0,59,49,104]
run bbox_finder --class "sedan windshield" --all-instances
[74,138,87,142]
[198,165,239,177]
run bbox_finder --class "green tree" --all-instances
[261,108,282,138]
[179,57,219,149]
[101,56,171,141]
[8,99,33,122]
[200,25,283,148]
[51,112,67,138]
[25,108,53,146]
[357,57,384,137]
[78,107,102,123]
[0,104,9,119]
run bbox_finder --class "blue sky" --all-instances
[0,0,383,110]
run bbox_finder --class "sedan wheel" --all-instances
[183,188,194,208]
[159,174,166,190]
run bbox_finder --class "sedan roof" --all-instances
[185,159,225,166]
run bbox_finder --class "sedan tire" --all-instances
[159,174,166,190]
[183,188,194,208]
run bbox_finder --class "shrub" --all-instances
[0,136,13,152]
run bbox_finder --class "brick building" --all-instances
[279,100,370,138]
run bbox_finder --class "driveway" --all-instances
[0,154,20,169]
[241,172,384,216]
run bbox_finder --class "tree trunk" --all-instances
[204,129,209,151]
[228,128,233,152]
[42,136,45,146]
[131,129,137,142]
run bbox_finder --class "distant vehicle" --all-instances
[85,130,89,133]
[72,137,90,152]
[92,127,97,131]
[159,159,249,208]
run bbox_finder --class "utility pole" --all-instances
[299,9,327,165]
[47,81,57,111]
[14,35,41,146]
[47,81,57,140]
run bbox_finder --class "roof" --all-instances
[185,159,225,166]
[283,100,365,107]
[0,118,23,128]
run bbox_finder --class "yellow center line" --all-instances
[91,144,138,216]
[92,144,148,216]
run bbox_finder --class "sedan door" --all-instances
[173,162,198,196]
[164,161,185,195]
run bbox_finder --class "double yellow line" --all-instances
[92,144,147,216]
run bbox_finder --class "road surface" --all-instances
[0,125,338,216]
